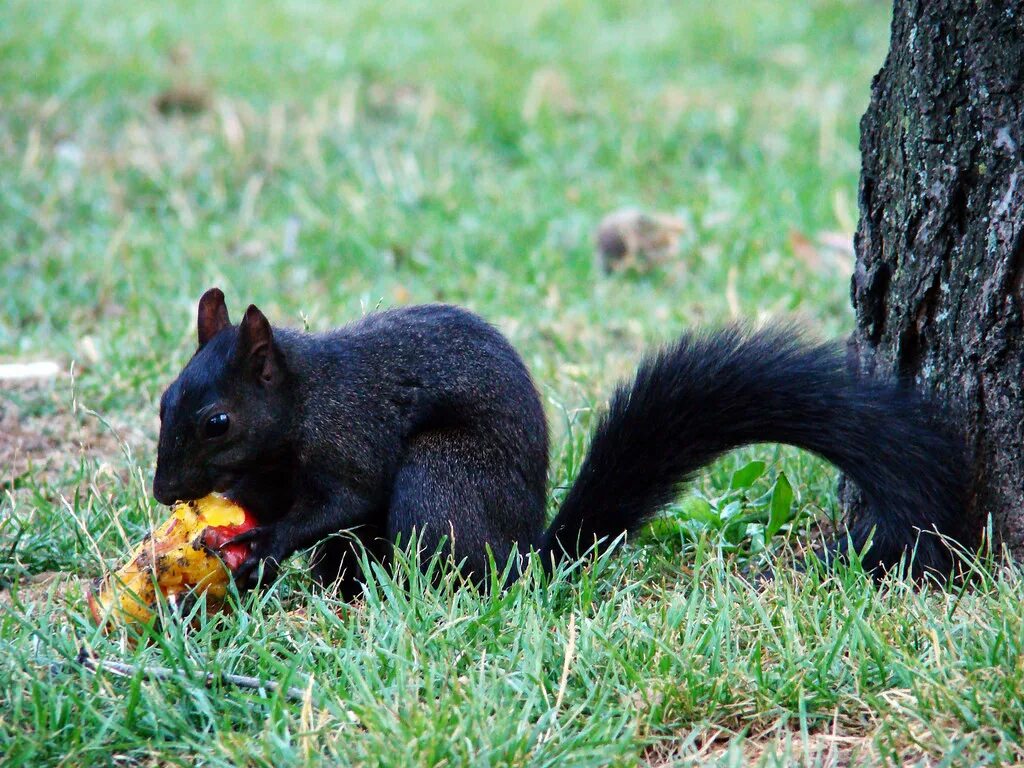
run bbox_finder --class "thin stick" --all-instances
[540,613,579,744]
[78,648,309,702]
[553,613,578,714]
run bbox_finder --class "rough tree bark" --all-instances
[847,0,1024,555]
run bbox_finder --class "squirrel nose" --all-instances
[153,483,175,506]
[152,473,181,506]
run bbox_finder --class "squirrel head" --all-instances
[153,288,293,506]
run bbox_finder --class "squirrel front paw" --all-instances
[218,526,282,591]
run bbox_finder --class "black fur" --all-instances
[540,327,968,577]
[157,295,548,589]
[154,291,968,591]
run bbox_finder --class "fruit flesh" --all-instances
[87,494,257,628]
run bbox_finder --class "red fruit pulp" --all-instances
[201,509,259,571]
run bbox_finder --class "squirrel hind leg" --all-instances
[386,431,545,589]
[309,524,388,601]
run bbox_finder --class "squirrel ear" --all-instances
[237,304,281,384]
[197,288,231,346]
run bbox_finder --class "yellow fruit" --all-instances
[87,494,257,629]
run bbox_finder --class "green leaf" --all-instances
[644,516,688,543]
[748,524,766,554]
[730,460,766,490]
[679,496,718,527]
[719,500,744,521]
[766,472,794,539]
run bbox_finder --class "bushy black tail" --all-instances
[539,327,968,579]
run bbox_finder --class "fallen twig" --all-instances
[77,647,309,702]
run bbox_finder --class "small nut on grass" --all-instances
[596,207,685,274]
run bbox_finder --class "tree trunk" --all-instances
[847,0,1024,556]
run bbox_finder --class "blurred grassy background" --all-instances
[1,0,879,394]
[0,0,885,581]
[8,2,1021,766]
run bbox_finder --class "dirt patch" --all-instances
[0,569,84,608]
[0,381,133,490]
[642,725,893,767]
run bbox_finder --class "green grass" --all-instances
[2,0,1022,764]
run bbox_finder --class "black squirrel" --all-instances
[153,288,968,594]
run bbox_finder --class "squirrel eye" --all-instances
[204,413,230,439]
